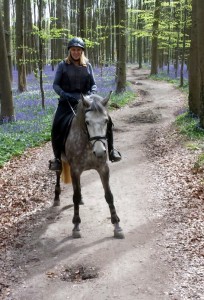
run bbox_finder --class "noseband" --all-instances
[85,108,107,146]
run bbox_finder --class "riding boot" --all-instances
[49,129,62,172]
[107,117,121,162]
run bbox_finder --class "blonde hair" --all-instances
[65,50,88,66]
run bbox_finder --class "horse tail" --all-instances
[61,161,72,184]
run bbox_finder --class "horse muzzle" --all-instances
[89,136,107,158]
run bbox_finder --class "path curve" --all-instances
[2,66,187,300]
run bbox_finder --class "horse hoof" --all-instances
[53,200,60,207]
[114,230,125,239]
[72,230,81,238]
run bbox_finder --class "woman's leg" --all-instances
[49,101,72,171]
[107,116,121,162]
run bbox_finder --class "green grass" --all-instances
[109,90,136,108]
[175,112,204,140]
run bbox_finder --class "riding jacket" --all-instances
[53,60,97,104]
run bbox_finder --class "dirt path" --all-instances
[1,66,189,300]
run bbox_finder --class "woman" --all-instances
[49,37,121,171]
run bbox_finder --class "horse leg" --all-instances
[99,166,124,239]
[54,171,61,206]
[71,172,82,238]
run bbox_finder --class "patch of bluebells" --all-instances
[0,64,117,146]
[11,64,117,122]
[158,64,188,80]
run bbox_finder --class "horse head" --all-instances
[81,92,112,159]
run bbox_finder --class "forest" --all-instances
[0,0,204,165]
[1,3,204,298]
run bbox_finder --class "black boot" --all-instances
[49,158,62,171]
[109,149,122,162]
[107,117,122,163]
[49,126,62,172]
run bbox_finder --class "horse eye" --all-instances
[85,121,89,125]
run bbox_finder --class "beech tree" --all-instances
[197,0,204,127]
[150,0,161,75]
[188,0,204,124]
[0,9,15,122]
[115,0,127,93]
[3,0,12,79]
[188,0,200,116]
[16,0,27,92]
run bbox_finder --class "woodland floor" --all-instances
[0,66,203,300]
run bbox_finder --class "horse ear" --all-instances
[81,93,91,108]
[101,91,112,106]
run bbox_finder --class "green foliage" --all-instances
[109,90,136,108]
[185,142,201,151]
[194,153,204,169]
[175,112,204,140]
[0,115,53,168]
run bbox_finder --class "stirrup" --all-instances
[49,158,62,171]
[109,149,121,162]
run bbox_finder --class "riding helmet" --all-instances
[67,37,85,50]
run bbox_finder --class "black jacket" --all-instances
[53,60,97,100]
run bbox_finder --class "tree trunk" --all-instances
[197,1,204,127]
[3,0,12,80]
[188,0,200,116]
[180,0,188,87]
[115,0,126,93]
[150,0,161,75]
[38,0,45,109]
[0,10,15,122]
[79,0,85,38]
[16,0,27,92]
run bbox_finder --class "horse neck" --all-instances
[74,104,86,132]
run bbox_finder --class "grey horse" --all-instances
[53,92,124,239]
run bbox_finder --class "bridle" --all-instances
[84,108,107,147]
[67,99,108,147]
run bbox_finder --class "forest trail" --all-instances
[2,66,198,300]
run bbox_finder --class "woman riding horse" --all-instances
[49,37,121,171]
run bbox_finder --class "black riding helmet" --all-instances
[67,37,85,50]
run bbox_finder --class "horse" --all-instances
[53,92,124,239]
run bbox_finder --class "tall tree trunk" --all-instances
[150,0,161,75]
[38,0,45,109]
[16,0,27,92]
[49,0,56,70]
[188,0,200,116]
[56,0,64,61]
[24,0,35,74]
[115,0,126,93]
[137,0,143,68]
[180,0,188,87]
[197,0,204,127]
[0,10,15,122]
[3,0,12,80]
[79,0,85,38]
